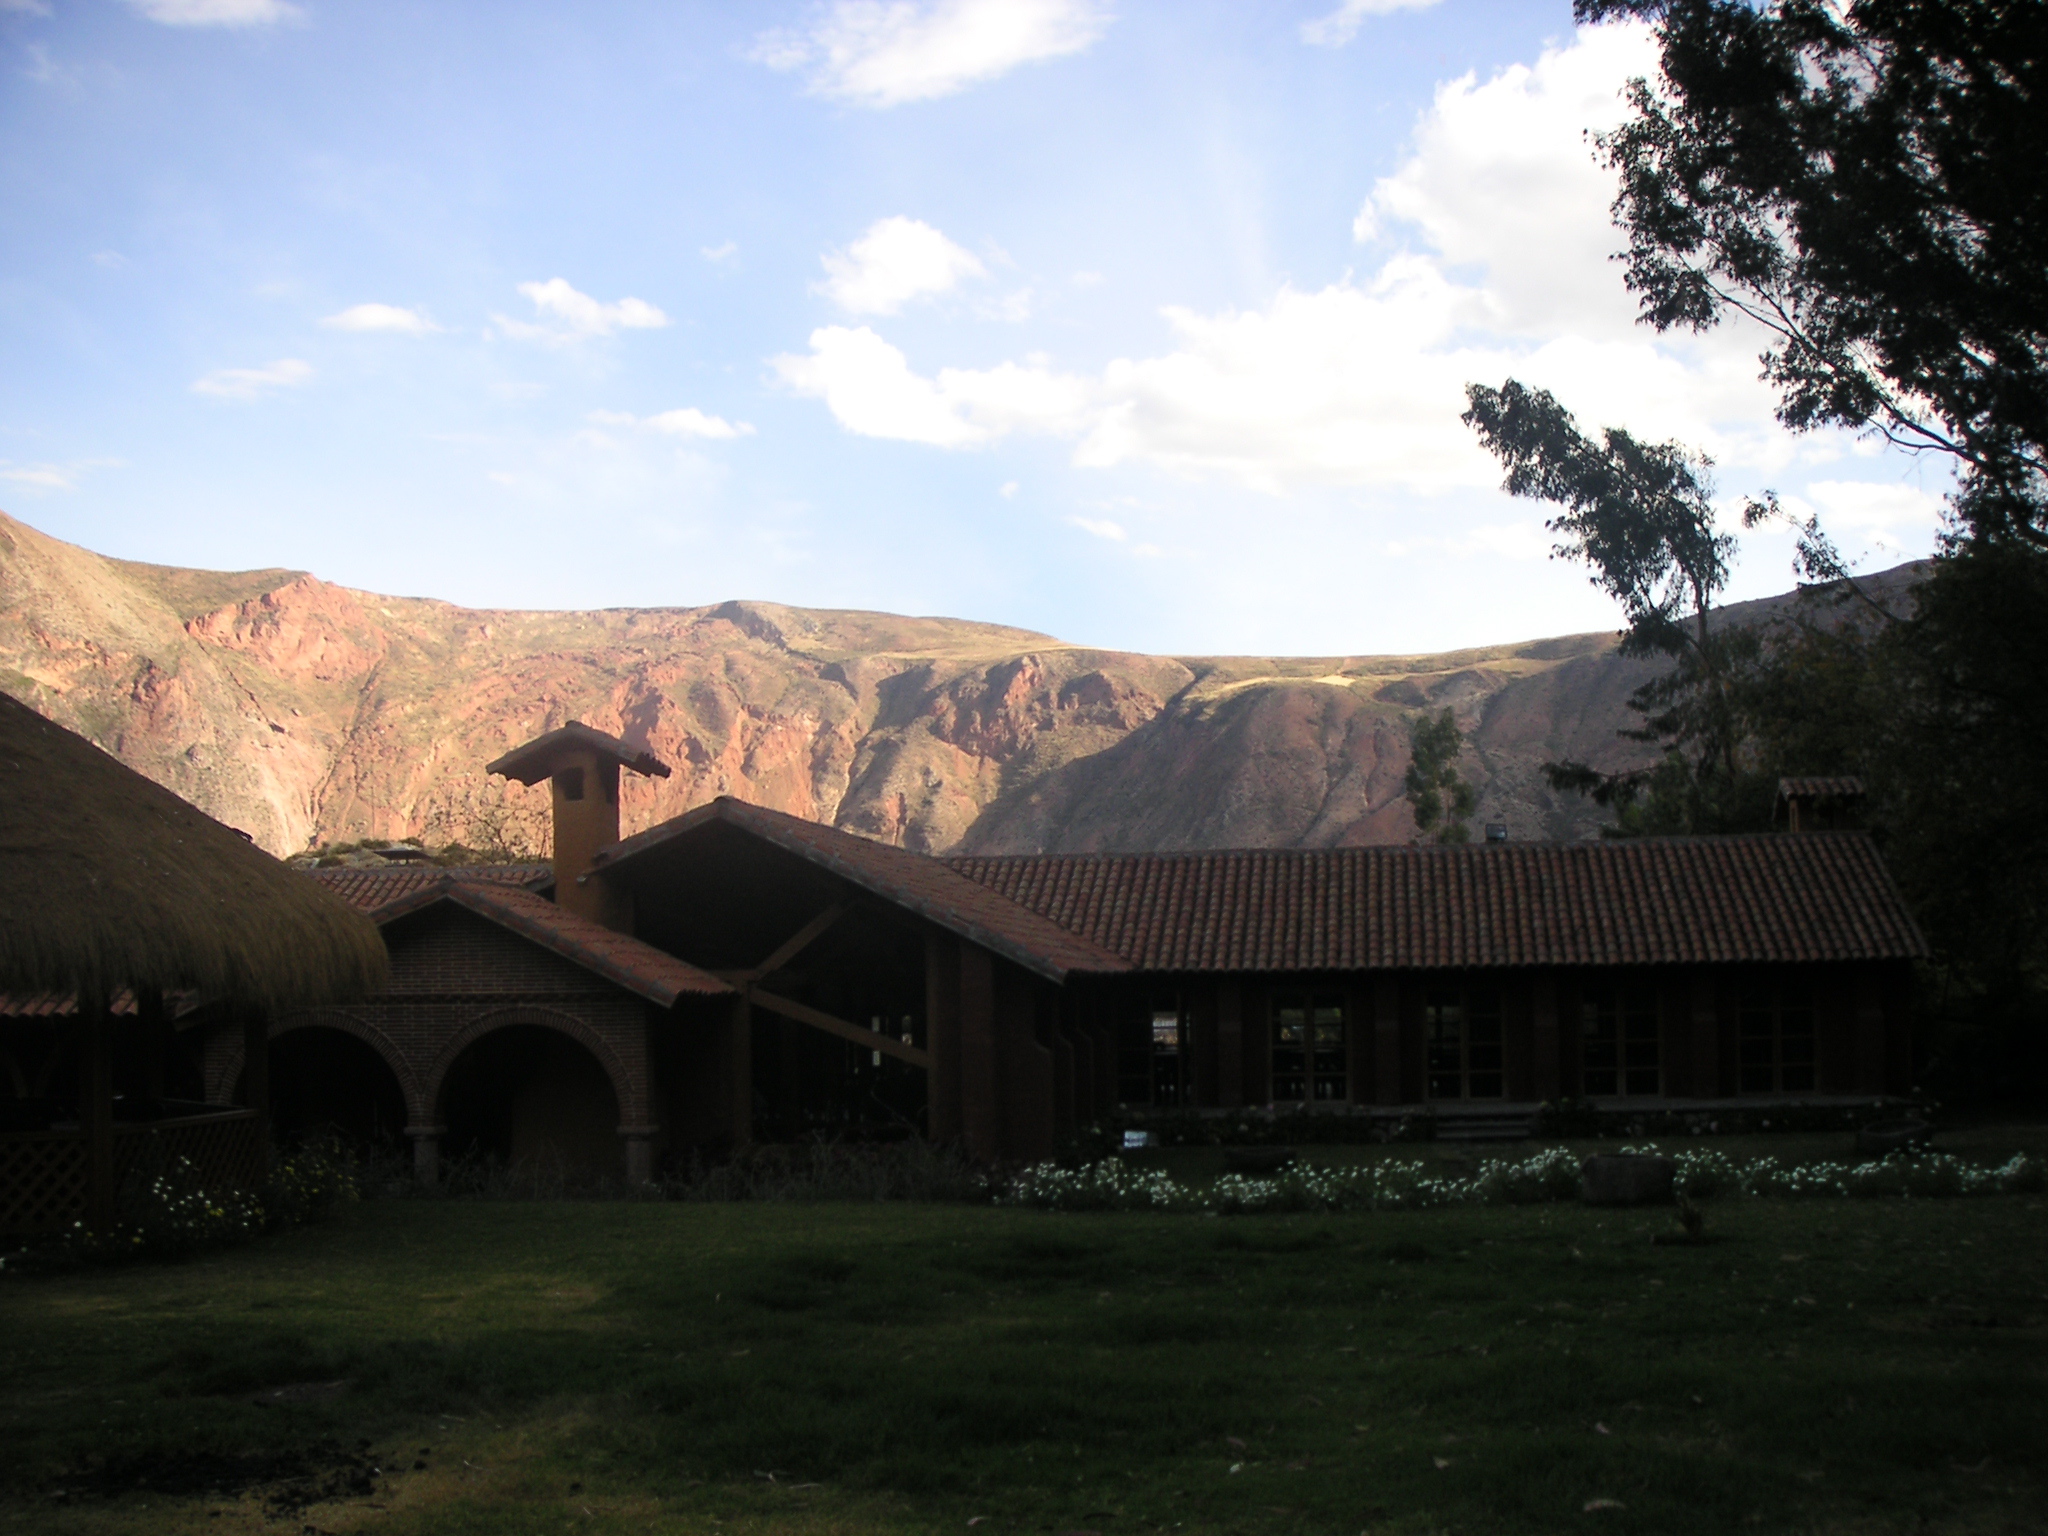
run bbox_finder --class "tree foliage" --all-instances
[1463,380,1762,828]
[1464,0,2048,1085]
[1580,0,2048,546]
[1403,709,1478,844]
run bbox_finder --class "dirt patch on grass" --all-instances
[46,1438,384,1518]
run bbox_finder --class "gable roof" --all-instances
[371,878,729,1006]
[949,833,1926,972]
[591,797,1129,982]
[307,862,553,914]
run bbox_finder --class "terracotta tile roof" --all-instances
[371,879,730,1006]
[948,833,1926,972]
[307,862,552,914]
[593,798,1130,982]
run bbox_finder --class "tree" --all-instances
[1561,0,2048,1082]
[1462,379,1768,832]
[1404,709,1478,844]
[1579,0,2048,547]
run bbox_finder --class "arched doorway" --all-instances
[267,1027,410,1155]
[437,1025,622,1181]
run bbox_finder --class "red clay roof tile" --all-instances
[371,878,730,1005]
[593,797,1129,981]
[307,862,552,914]
[948,834,1925,971]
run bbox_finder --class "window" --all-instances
[1118,998,1186,1106]
[558,766,586,802]
[1740,977,1815,1093]
[1581,981,1660,1096]
[1427,983,1503,1099]
[1272,995,1347,1103]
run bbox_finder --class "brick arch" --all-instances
[425,1005,642,1129]
[210,1011,428,1125]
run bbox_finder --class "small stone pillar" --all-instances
[619,1125,658,1184]
[406,1125,445,1188]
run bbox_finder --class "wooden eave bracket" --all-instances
[745,986,931,1070]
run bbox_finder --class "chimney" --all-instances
[1775,776,1865,834]
[486,722,671,929]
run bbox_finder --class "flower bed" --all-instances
[1001,1145,2045,1214]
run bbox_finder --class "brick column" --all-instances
[619,1126,658,1183]
[406,1125,444,1188]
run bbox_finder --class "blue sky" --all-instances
[0,0,1950,655]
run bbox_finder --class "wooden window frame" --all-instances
[1117,994,1187,1108]
[1425,981,1504,1100]
[1739,974,1816,1094]
[1580,979,1661,1097]
[1270,994,1347,1105]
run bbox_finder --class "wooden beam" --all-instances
[750,903,847,980]
[747,987,932,1070]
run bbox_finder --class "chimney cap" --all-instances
[1776,775,1865,804]
[486,721,672,786]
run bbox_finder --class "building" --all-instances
[223,724,1925,1178]
[0,693,384,1237]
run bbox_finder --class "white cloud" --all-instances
[587,407,755,441]
[190,358,313,399]
[321,302,439,335]
[1069,515,1124,541]
[646,407,753,440]
[774,25,1799,495]
[1301,0,1441,49]
[1353,23,1657,342]
[1385,520,1552,561]
[818,217,986,316]
[1801,479,1947,552]
[772,326,1095,449]
[773,326,987,447]
[125,0,302,26]
[89,250,127,269]
[495,278,669,343]
[0,463,74,492]
[701,241,738,263]
[999,479,1019,498]
[749,0,1111,108]
[2,0,55,15]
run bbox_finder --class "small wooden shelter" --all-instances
[0,692,387,1233]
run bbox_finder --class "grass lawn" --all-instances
[2,1188,2044,1535]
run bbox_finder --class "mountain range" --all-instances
[2,509,1837,860]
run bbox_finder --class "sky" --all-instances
[0,0,1952,657]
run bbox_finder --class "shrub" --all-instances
[999,1146,2046,1216]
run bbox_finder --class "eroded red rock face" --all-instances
[0,510,1667,857]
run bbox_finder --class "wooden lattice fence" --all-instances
[0,1109,262,1235]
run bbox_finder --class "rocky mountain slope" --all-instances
[1,509,1756,858]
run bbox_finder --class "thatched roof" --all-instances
[0,692,388,1013]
